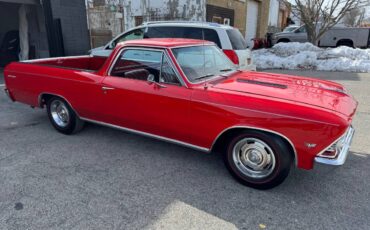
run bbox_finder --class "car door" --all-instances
[99,47,193,143]
[292,26,308,43]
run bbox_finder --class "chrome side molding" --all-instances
[80,117,210,153]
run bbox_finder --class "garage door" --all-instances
[246,0,259,47]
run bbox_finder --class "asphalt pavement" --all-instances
[0,70,369,230]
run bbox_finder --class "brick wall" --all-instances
[207,0,247,35]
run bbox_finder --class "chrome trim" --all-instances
[163,49,186,86]
[101,86,115,91]
[107,47,186,88]
[80,117,210,153]
[22,55,90,63]
[315,126,352,158]
[210,125,298,166]
[315,126,354,166]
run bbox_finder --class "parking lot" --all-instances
[0,69,369,229]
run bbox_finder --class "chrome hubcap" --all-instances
[232,138,276,179]
[50,100,70,128]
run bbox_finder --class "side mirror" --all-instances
[147,74,166,88]
[147,74,155,83]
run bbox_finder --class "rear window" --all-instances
[146,26,203,40]
[146,26,222,48]
[226,29,247,50]
[203,29,221,48]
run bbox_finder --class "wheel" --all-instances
[224,130,293,189]
[46,96,84,135]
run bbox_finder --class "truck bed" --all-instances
[4,55,108,110]
[320,27,370,48]
[23,55,108,72]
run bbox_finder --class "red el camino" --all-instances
[4,39,357,189]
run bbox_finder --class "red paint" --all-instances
[223,49,239,65]
[3,38,357,170]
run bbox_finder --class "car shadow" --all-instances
[71,123,370,229]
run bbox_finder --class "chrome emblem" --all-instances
[305,142,317,148]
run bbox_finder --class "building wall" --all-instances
[0,2,49,60]
[278,1,290,29]
[207,0,247,35]
[0,2,19,44]
[256,0,269,38]
[268,0,278,27]
[87,3,124,38]
[123,0,206,31]
[50,0,90,55]
[28,4,49,58]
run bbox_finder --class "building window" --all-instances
[135,16,143,27]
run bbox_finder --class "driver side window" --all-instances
[110,48,181,86]
[110,49,162,81]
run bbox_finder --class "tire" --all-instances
[224,130,293,189]
[46,96,84,135]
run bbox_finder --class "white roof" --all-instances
[142,21,234,30]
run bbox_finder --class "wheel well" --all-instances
[336,39,353,47]
[277,38,290,43]
[39,93,55,108]
[211,128,296,162]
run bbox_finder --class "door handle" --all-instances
[102,86,115,94]
[102,86,115,91]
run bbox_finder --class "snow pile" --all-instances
[252,42,370,72]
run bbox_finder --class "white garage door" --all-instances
[246,0,259,47]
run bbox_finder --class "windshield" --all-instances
[172,45,236,83]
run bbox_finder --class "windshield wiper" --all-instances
[194,73,215,81]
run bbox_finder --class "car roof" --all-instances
[142,21,234,30]
[118,38,214,48]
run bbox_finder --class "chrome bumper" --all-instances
[315,126,355,166]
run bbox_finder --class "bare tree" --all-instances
[286,0,367,45]
[343,8,366,26]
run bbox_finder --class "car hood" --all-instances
[210,71,357,117]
